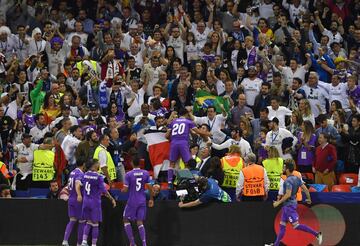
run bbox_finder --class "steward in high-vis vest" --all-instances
[93,135,117,184]
[263,158,283,190]
[32,138,55,184]
[221,145,244,188]
[236,153,269,201]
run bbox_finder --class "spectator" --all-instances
[46,180,59,199]
[313,133,337,191]
[315,114,340,145]
[236,153,269,202]
[0,184,11,198]
[205,156,225,186]
[253,82,271,118]
[340,114,360,173]
[229,94,254,128]
[267,96,292,128]
[296,121,317,173]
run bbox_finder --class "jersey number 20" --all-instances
[172,123,185,136]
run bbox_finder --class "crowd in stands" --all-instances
[0,0,360,200]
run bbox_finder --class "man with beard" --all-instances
[61,125,83,168]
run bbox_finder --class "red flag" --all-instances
[144,129,170,178]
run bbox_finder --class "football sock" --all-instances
[64,220,76,241]
[124,223,135,245]
[82,223,92,242]
[77,221,85,245]
[295,224,318,236]
[274,224,286,246]
[138,224,146,246]
[91,224,99,245]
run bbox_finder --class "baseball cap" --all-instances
[89,103,98,110]
[1,92,9,99]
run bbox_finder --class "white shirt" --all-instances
[265,128,296,158]
[302,83,329,117]
[45,41,69,76]
[50,116,78,129]
[15,143,39,175]
[282,66,307,86]
[67,32,88,46]
[325,82,349,111]
[190,26,212,48]
[216,80,225,95]
[98,145,108,168]
[322,29,343,45]
[61,134,81,165]
[194,114,227,144]
[29,125,51,143]
[28,39,46,56]
[126,87,145,118]
[212,138,253,157]
[3,100,17,120]
[242,77,263,106]
[267,106,293,128]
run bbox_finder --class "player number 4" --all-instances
[85,182,91,195]
[136,178,142,191]
[172,123,185,136]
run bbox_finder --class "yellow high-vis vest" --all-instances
[263,158,283,190]
[93,146,117,181]
[221,154,244,188]
[32,150,55,181]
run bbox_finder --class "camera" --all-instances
[174,169,199,203]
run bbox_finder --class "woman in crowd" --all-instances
[299,99,315,127]
[40,92,60,124]
[296,120,317,173]
[287,110,303,136]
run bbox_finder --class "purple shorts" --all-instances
[169,142,191,163]
[82,203,102,222]
[68,200,83,219]
[281,204,299,224]
[123,204,146,221]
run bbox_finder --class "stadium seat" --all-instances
[351,186,360,193]
[14,190,29,197]
[302,173,314,183]
[331,185,352,192]
[339,173,358,185]
[308,184,329,192]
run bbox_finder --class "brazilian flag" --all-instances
[193,90,230,114]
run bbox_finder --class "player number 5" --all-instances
[136,178,142,191]
[85,182,91,195]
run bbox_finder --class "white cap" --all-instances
[1,92,9,99]
[32,27,42,38]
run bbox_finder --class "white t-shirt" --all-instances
[126,87,145,118]
[194,114,227,144]
[265,128,296,158]
[322,29,343,45]
[302,83,329,117]
[282,65,307,86]
[190,26,212,48]
[326,82,349,111]
[242,77,263,106]
[28,39,46,56]
[212,138,253,157]
[267,106,293,128]
[167,36,185,63]
[15,143,39,175]
[61,135,81,165]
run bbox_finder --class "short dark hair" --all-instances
[178,107,188,117]
[320,132,330,142]
[70,125,80,134]
[293,77,302,85]
[285,160,295,172]
[317,114,328,124]
[273,72,282,78]
[262,82,271,89]
[76,156,86,167]
[86,159,99,170]
[200,123,211,131]
[207,106,216,112]
[271,96,281,102]
[260,107,269,114]
[132,155,140,167]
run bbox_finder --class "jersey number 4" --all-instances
[85,182,91,195]
[172,123,185,136]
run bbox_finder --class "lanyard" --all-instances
[207,116,216,131]
[271,131,279,144]
[0,40,7,52]
[35,41,42,52]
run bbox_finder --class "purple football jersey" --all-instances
[170,118,196,142]
[124,168,150,206]
[83,171,107,205]
[68,168,84,202]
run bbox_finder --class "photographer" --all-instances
[178,177,231,208]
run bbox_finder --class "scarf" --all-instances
[247,46,257,68]
[71,46,84,58]
[106,60,120,79]
[99,80,108,109]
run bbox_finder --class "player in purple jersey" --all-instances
[80,159,116,246]
[122,154,154,246]
[166,108,203,186]
[62,157,86,246]
[268,161,322,246]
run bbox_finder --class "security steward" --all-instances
[262,146,284,191]
[221,145,244,200]
[93,134,117,186]
[32,137,55,188]
[236,153,269,201]
[278,159,303,202]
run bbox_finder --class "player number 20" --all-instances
[85,182,91,195]
[172,123,185,136]
[136,178,142,191]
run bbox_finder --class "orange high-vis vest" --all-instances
[0,161,11,179]
[221,154,244,188]
[281,171,303,201]
[242,164,265,196]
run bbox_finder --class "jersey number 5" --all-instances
[136,178,142,191]
[85,182,91,195]
[172,123,185,136]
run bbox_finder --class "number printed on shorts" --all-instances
[85,182,91,195]
[172,123,185,136]
[136,178,142,191]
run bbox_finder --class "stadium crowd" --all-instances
[0,0,360,200]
